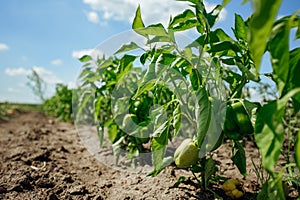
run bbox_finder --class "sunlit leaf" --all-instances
[172,19,200,32]
[206,5,223,28]
[149,130,170,176]
[172,104,181,137]
[209,28,233,43]
[208,41,240,54]
[138,24,169,37]
[147,36,173,44]
[269,13,300,97]
[255,88,300,173]
[114,42,141,55]
[116,55,137,87]
[132,5,147,37]
[222,0,231,6]
[169,9,195,27]
[79,55,93,62]
[268,20,290,96]
[248,0,282,71]
[234,14,247,41]
[79,67,92,78]
[196,87,211,147]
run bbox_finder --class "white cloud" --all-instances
[51,59,63,66]
[72,48,103,60]
[4,66,62,84]
[5,67,30,76]
[86,11,100,23]
[0,43,9,51]
[82,0,226,26]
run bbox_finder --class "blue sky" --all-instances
[0,0,299,103]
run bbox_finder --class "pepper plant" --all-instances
[76,0,300,197]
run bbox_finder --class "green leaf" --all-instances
[268,17,291,97]
[208,41,239,54]
[116,55,137,87]
[296,20,300,39]
[169,9,195,28]
[114,42,141,55]
[236,62,259,82]
[270,14,300,98]
[155,53,177,77]
[254,101,285,173]
[248,0,282,71]
[79,67,92,78]
[132,80,156,100]
[241,99,260,127]
[206,5,223,28]
[190,68,202,91]
[76,90,94,120]
[79,55,93,62]
[111,136,124,164]
[138,24,169,37]
[149,131,170,176]
[222,0,231,6]
[221,58,235,65]
[234,14,247,41]
[94,96,102,123]
[209,28,233,43]
[231,141,246,177]
[132,5,147,37]
[108,123,120,143]
[196,87,211,147]
[204,157,217,189]
[147,36,173,44]
[148,156,173,177]
[287,48,300,111]
[172,176,186,188]
[97,57,114,69]
[172,19,200,32]
[152,121,169,138]
[172,104,181,138]
[169,8,198,32]
[255,88,300,173]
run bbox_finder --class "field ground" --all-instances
[0,110,298,199]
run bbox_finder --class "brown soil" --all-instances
[0,111,298,199]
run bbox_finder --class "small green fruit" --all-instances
[231,102,253,135]
[174,139,199,168]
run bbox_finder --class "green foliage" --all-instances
[43,84,74,122]
[75,0,300,197]
[249,6,300,199]
[248,0,283,70]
